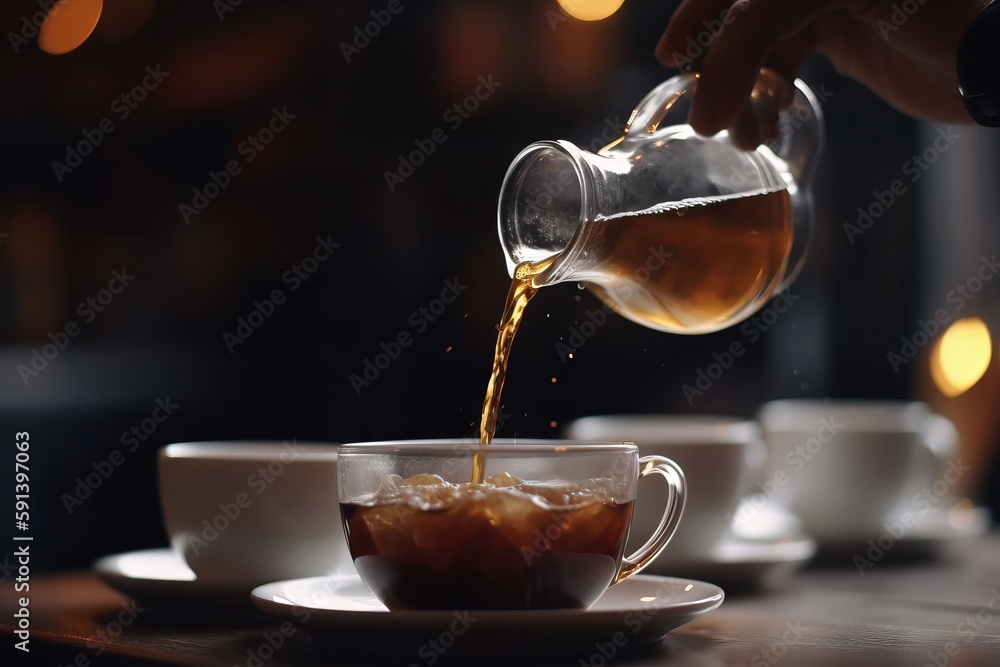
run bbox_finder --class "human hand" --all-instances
[656,0,990,148]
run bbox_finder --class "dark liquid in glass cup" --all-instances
[341,476,633,610]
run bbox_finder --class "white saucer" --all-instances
[641,533,817,590]
[813,503,992,556]
[250,574,724,655]
[888,503,991,544]
[94,548,272,609]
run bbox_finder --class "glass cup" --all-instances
[338,439,686,610]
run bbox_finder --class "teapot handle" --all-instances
[771,78,825,188]
[619,72,699,141]
[771,78,825,292]
[620,69,825,173]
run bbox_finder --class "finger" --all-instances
[727,98,762,151]
[749,82,780,146]
[688,0,828,136]
[762,31,815,99]
[655,0,736,68]
[745,35,815,147]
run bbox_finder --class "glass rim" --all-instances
[337,438,637,455]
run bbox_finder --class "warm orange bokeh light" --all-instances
[556,0,626,21]
[38,0,103,55]
[930,317,992,398]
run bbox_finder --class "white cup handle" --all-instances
[738,429,770,498]
[921,414,959,467]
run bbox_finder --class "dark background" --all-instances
[1,0,997,573]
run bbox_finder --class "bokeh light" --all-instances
[930,317,992,398]
[38,0,103,55]
[948,497,977,531]
[556,0,626,21]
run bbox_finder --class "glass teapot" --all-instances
[497,69,824,334]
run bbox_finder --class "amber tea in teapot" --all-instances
[576,188,792,333]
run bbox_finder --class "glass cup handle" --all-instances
[615,456,687,584]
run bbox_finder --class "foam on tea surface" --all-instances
[342,474,632,610]
[368,472,619,510]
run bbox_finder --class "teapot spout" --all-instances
[497,140,596,287]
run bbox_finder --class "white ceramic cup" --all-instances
[756,400,958,541]
[564,415,767,565]
[158,441,354,585]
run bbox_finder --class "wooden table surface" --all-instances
[4,533,1000,666]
